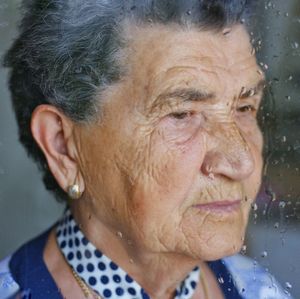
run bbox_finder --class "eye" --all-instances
[237,105,256,113]
[169,111,193,120]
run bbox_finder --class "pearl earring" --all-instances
[68,184,82,199]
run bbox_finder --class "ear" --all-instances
[31,104,85,194]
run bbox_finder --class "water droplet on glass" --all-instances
[274,222,279,229]
[267,189,277,202]
[259,62,268,70]
[261,251,268,258]
[252,203,258,211]
[249,89,255,97]
[222,28,231,35]
[281,136,287,143]
[186,10,192,16]
[240,86,246,97]
[285,282,292,290]
[291,41,299,49]
[257,39,262,46]
[241,245,247,255]
[285,96,291,101]
[279,201,286,209]
[116,231,123,238]
[129,258,134,264]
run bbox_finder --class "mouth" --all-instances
[192,200,241,213]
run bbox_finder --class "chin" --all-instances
[200,229,246,261]
[189,238,244,262]
[179,209,248,261]
[181,222,247,261]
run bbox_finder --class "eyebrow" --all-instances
[150,79,266,112]
[151,88,215,110]
[239,79,266,99]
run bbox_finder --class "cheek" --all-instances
[128,122,207,218]
[150,120,206,189]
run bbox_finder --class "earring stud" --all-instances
[68,184,82,199]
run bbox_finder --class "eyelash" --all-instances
[237,105,256,113]
[169,111,194,120]
[168,105,257,121]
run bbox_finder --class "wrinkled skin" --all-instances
[71,23,264,298]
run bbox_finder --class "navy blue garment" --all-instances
[6,228,242,299]
[9,227,61,299]
[1,228,291,299]
[207,260,241,299]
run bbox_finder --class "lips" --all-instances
[193,200,241,213]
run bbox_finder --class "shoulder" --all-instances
[0,255,20,299]
[222,254,293,299]
[0,227,61,299]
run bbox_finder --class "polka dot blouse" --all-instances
[56,209,200,299]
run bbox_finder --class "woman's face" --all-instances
[76,24,264,261]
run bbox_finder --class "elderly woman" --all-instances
[0,0,292,298]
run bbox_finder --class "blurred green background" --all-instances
[0,0,299,297]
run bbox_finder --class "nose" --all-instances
[201,122,255,181]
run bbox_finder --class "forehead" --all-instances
[122,24,260,98]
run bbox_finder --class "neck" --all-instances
[71,202,201,299]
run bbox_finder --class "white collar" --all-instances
[56,209,200,299]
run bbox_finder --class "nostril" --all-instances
[201,151,224,178]
[208,172,215,180]
[201,163,213,176]
[200,152,217,176]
